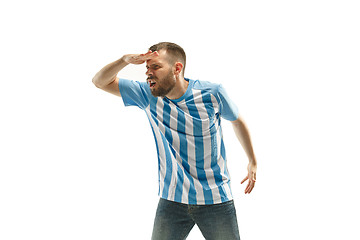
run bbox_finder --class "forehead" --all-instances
[146,50,169,66]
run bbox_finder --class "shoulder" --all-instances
[118,78,152,109]
[119,78,148,88]
[191,78,222,95]
[119,78,151,94]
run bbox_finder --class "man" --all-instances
[92,42,257,240]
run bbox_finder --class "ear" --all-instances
[174,62,184,76]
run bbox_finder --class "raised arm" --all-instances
[231,114,257,194]
[92,51,159,97]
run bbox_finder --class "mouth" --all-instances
[147,77,157,88]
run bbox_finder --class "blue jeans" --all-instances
[151,198,241,240]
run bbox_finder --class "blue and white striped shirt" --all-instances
[119,78,239,205]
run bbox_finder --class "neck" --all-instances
[165,76,188,100]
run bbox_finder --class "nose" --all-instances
[145,68,154,77]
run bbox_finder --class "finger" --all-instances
[246,180,253,192]
[151,51,159,56]
[241,176,248,184]
[147,51,159,59]
[245,180,255,194]
[245,186,252,194]
[139,51,151,57]
[244,178,252,193]
[248,184,255,194]
[245,183,251,194]
[140,51,159,62]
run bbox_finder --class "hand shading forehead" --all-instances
[146,50,168,66]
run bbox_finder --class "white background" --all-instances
[1,0,359,239]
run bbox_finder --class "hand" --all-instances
[241,162,257,194]
[122,50,159,65]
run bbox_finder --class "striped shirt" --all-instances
[118,78,239,205]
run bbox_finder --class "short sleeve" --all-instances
[118,78,149,110]
[217,84,239,121]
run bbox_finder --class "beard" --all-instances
[149,70,176,97]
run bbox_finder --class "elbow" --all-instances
[92,78,100,88]
[92,76,103,88]
[92,73,116,89]
[231,115,248,130]
[231,115,242,125]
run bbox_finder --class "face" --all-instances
[146,50,176,97]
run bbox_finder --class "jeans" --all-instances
[151,198,241,240]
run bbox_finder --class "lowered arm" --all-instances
[231,114,257,194]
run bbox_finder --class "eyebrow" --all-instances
[146,63,162,69]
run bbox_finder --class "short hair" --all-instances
[149,42,186,76]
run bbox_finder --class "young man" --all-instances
[92,42,257,240]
